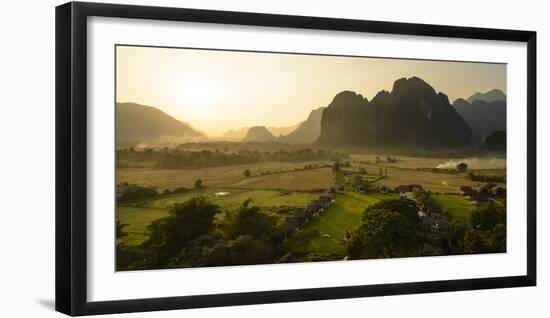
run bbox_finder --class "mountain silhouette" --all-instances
[317,77,472,149]
[279,107,325,143]
[116,102,206,147]
[221,124,300,140]
[221,127,249,140]
[241,126,277,142]
[466,89,506,103]
[453,98,506,145]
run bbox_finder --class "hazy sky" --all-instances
[116,45,506,137]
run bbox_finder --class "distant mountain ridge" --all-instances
[279,107,325,143]
[268,124,301,137]
[466,89,506,103]
[116,102,206,147]
[241,126,277,142]
[316,77,473,149]
[453,97,506,145]
[221,127,249,140]
[221,123,300,140]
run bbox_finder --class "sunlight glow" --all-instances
[173,78,219,116]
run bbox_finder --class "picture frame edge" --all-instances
[55,1,537,316]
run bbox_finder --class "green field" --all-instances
[224,168,333,190]
[116,161,332,190]
[432,194,477,223]
[288,192,399,256]
[117,206,170,246]
[117,188,322,246]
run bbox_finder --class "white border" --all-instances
[87,17,527,302]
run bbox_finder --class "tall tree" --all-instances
[143,196,220,266]
[348,199,420,259]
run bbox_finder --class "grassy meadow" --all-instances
[288,192,400,257]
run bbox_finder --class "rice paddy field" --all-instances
[116,160,334,190]
[367,165,502,193]
[116,154,504,248]
[117,206,170,246]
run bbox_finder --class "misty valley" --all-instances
[116,76,507,271]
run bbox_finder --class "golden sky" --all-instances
[116,45,506,137]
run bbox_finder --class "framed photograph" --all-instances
[55,1,536,316]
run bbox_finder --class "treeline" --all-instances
[117,183,200,204]
[116,183,158,203]
[117,197,288,270]
[117,147,348,169]
[469,172,506,183]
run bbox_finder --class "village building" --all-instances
[421,216,433,233]
[434,218,450,232]
[281,192,338,243]
[422,199,442,215]
[283,217,300,234]
[459,186,475,196]
[403,192,416,200]
[418,197,449,250]
[293,210,310,227]
[470,192,489,205]
[398,185,411,195]
[356,184,368,194]
[321,192,336,201]
[397,184,423,197]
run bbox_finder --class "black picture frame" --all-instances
[55,1,537,316]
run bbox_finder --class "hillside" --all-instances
[268,124,300,137]
[116,102,206,147]
[241,126,277,142]
[480,130,506,153]
[279,107,325,143]
[453,98,506,145]
[221,127,249,140]
[316,77,473,149]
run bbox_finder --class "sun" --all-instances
[173,78,219,116]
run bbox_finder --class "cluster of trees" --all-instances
[464,203,506,253]
[116,147,348,169]
[374,156,397,164]
[117,183,158,203]
[444,203,506,254]
[117,197,287,270]
[347,199,421,259]
[118,180,206,203]
[345,198,507,259]
[456,162,468,172]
